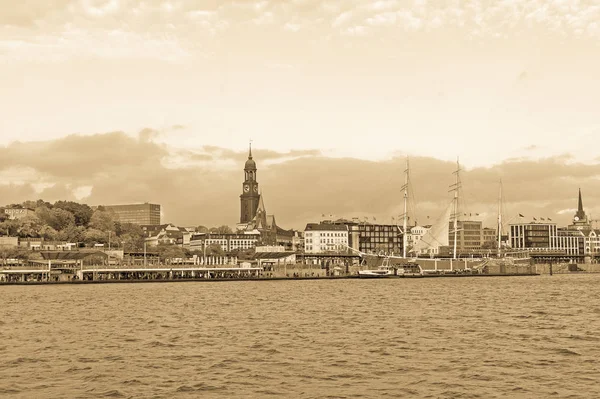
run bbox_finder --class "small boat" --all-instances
[358,265,396,278]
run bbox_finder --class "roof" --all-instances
[39,251,108,260]
[305,223,348,232]
[253,252,296,259]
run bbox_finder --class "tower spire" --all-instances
[578,188,583,213]
[249,140,253,159]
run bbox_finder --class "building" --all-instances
[141,224,192,247]
[239,143,260,225]
[407,225,431,251]
[236,144,295,248]
[0,237,18,248]
[565,189,600,257]
[189,232,260,252]
[482,227,496,247]
[304,223,349,254]
[449,220,483,253]
[103,203,161,225]
[4,208,35,220]
[508,222,580,255]
[348,223,403,255]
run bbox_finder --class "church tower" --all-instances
[240,143,260,224]
[571,188,590,230]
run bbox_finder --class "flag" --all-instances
[373,216,376,221]
[533,217,537,221]
[427,216,430,219]
[540,217,545,221]
[464,213,467,216]
[548,218,552,221]
[476,213,479,216]
[519,213,524,217]
[322,214,325,217]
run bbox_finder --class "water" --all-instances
[1,275,600,398]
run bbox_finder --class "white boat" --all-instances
[357,265,395,278]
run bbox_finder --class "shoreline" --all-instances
[0,273,540,286]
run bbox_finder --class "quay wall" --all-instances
[534,263,600,274]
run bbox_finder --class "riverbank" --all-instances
[0,272,540,285]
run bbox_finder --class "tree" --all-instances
[83,228,108,246]
[53,201,93,226]
[38,225,58,240]
[210,225,233,234]
[118,223,146,251]
[36,206,75,231]
[89,209,116,233]
[0,218,21,236]
[205,243,225,257]
[196,225,209,233]
[17,215,44,238]
[56,225,86,243]
[156,244,186,264]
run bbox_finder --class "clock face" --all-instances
[253,185,258,193]
[244,185,249,193]
[574,216,580,221]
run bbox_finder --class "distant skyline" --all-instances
[0,130,598,230]
[1,1,599,228]
[1,0,599,167]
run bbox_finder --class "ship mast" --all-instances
[450,158,461,260]
[497,179,502,257]
[401,157,409,258]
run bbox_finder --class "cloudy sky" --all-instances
[1,0,599,229]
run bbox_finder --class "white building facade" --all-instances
[304,223,349,254]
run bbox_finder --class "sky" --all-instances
[1,0,599,229]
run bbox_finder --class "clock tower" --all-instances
[240,143,260,224]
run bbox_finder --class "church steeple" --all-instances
[573,188,589,227]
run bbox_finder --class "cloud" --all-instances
[1,131,599,230]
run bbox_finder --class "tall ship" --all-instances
[356,158,532,277]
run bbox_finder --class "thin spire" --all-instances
[249,139,253,159]
[578,188,583,212]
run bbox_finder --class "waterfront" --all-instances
[1,275,600,398]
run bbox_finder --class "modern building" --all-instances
[449,220,483,253]
[508,222,580,255]
[4,208,35,220]
[189,232,260,252]
[348,223,403,255]
[482,227,497,247]
[103,203,161,225]
[304,223,349,254]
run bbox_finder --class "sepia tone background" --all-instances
[1,0,599,228]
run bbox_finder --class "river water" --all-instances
[1,275,600,398]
